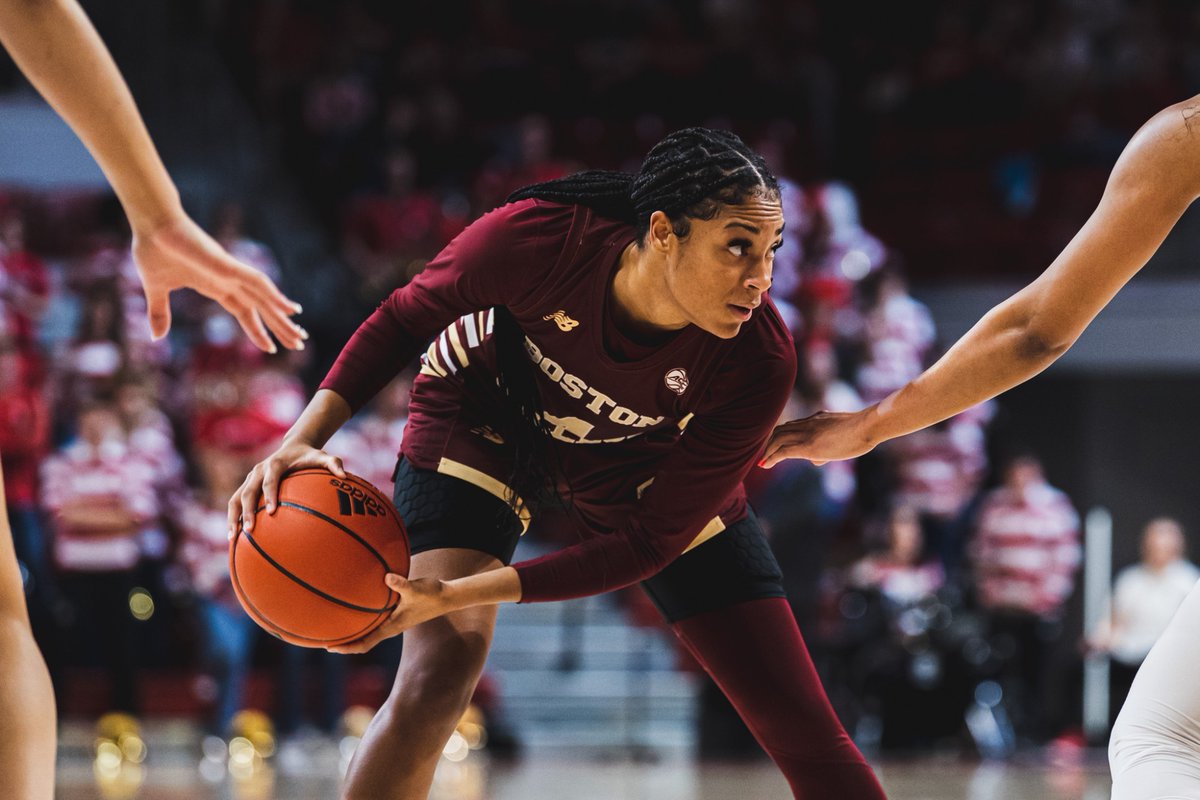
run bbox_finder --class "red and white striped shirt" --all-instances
[971,482,1081,616]
[176,495,239,609]
[884,417,988,519]
[41,439,158,571]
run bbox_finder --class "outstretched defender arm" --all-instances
[763,98,1200,467]
[0,0,305,352]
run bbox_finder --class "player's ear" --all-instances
[648,211,674,255]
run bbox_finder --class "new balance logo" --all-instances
[543,310,580,331]
[330,479,388,517]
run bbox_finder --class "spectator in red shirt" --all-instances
[0,339,51,597]
[341,147,451,300]
[0,211,50,352]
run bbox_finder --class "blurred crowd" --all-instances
[204,0,1200,287]
[2,0,1200,770]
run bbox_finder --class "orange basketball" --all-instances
[229,468,410,648]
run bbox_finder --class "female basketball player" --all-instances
[0,2,304,796]
[234,129,889,799]
[762,96,1200,800]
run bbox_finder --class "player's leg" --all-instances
[0,463,56,800]
[642,510,888,800]
[340,459,522,800]
[1109,580,1200,800]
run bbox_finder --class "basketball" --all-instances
[229,468,410,648]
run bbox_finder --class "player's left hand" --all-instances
[760,407,878,468]
[132,211,307,353]
[326,573,454,654]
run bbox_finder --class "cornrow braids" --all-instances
[507,169,636,223]
[490,306,560,514]
[629,127,780,239]
[494,127,781,515]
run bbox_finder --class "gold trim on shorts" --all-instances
[436,457,532,533]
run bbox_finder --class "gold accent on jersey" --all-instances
[421,341,448,377]
[447,323,469,367]
[436,458,531,532]
[683,517,727,553]
[543,310,580,331]
[677,413,695,431]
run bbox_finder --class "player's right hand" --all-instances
[228,442,347,538]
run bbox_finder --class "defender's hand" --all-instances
[761,408,878,468]
[132,212,306,352]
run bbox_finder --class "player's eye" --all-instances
[727,239,753,257]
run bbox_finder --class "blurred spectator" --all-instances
[301,45,376,203]
[473,114,581,213]
[0,210,50,354]
[848,505,946,610]
[341,146,451,301]
[0,339,52,596]
[854,267,937,405]
[177,452,259,742]
[1087,517,1200,733]
[762,177,809,305]
[879,404,993,578]
[797,181,889,311]
[829,505,968,752]
[60,278,126,416]
[186,311,291,463]
[114,371,186,564]
[969,453,1081,743]
[41,400,158,716]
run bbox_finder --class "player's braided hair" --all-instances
[494,128,781,515]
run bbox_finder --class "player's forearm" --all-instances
[0,0,181,230]
[282,389,354,450]
[861,298,1068,446]
[443,566,523,608]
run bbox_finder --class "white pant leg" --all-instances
[1110,580,1200,800]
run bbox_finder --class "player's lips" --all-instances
[728,303,755,321]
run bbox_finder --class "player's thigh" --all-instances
[392,457,523,567]
[391,457,523,668]
[640,507,786,624]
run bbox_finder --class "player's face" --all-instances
[660,198,784,339]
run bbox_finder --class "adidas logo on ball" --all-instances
[330,478,388,517]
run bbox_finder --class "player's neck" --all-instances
[610,241,687,342]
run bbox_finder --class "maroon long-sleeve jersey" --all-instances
[320,199,796,602]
